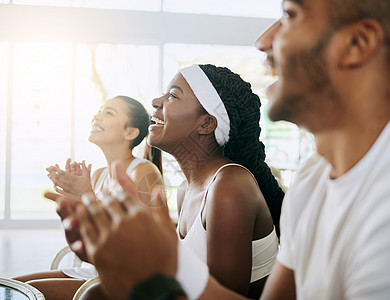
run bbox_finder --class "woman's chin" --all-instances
[88,135,95,143]
[147,135,158,148]
[88,135,100,146]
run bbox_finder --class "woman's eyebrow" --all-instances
[170,85,184,94]
[284,0,303,4]
[105,106,118,113]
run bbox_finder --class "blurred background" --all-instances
[0,1,315,231]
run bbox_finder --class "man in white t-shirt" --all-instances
[51,0,390,299]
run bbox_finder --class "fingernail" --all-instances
[111,190,127,202]
[96,190,110,203]
[71,240,83,251]
[62,218,72,230]
[100,192,115,206]
[81,194,94,206]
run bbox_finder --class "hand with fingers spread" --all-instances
[44,191,90,262]
[46,158,93,197]
[65,157,83,176]
[76,162,176,300]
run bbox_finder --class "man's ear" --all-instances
[198,115,217,135]
[338,19,384,69]
[125,127,140,141]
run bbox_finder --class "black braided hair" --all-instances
[115,95,162,174]
[199,64,284,237]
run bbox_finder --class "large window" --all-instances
[11,43,73,219]
[73,44,160,166]
[10,0,280,18]
[12,0,161,11]
[0,1,314,228]
[163,0,281,18]
[0,43,8,220]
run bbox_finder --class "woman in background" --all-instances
[147,64,284,299]
[14,95,164,300]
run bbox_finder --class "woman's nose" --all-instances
[92,112,101,122]
[152,96,163,109]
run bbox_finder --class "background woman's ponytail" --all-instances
[143,143,163,174]
[117,95,163,174]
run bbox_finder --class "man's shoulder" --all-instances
[279,153,329,231]
[286,153,329,203]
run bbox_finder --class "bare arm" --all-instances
[204,169,262,296]
[197,277,248,300]
[128,161,165,206]
[260,262,296,300]
[196,262,295,300]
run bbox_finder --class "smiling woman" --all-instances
[13,96,164,300]
[146,64,284,299]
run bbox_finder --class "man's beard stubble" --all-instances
[268,29,341,126]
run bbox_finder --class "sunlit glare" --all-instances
[0,0,312,223]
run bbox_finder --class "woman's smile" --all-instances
[149,116,165,131]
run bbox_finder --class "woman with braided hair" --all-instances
[149,64,284,299]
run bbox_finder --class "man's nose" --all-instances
[254,19,281,52]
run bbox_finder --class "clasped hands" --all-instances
[46,158,93,197]
[45,161,178,300]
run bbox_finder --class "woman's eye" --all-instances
[168,93,177,99]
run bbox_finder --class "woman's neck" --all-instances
[101,145,135,176]
[176,147,229,187]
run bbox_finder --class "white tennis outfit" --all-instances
[61,158,148,280]
[177,163,279,283]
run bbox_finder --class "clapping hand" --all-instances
[46,158,93,197]
[76,162,176,299]
[45,161,177,300]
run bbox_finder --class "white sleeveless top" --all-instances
[61,158,148,280]
[93,158,148,194]
[177,163,279,282]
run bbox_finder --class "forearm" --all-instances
[197,277,248,300]
[175,243,247,300]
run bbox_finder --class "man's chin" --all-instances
[266,100,293,123]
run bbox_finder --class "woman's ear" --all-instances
[197,115,217,135]
[338,19,384,69]
[125,127,140,141]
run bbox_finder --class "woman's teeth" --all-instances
[151,116,165,125]
[91,124,103,132]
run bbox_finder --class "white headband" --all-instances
[179,64,230,146]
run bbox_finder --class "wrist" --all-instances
[128,273,186,300]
